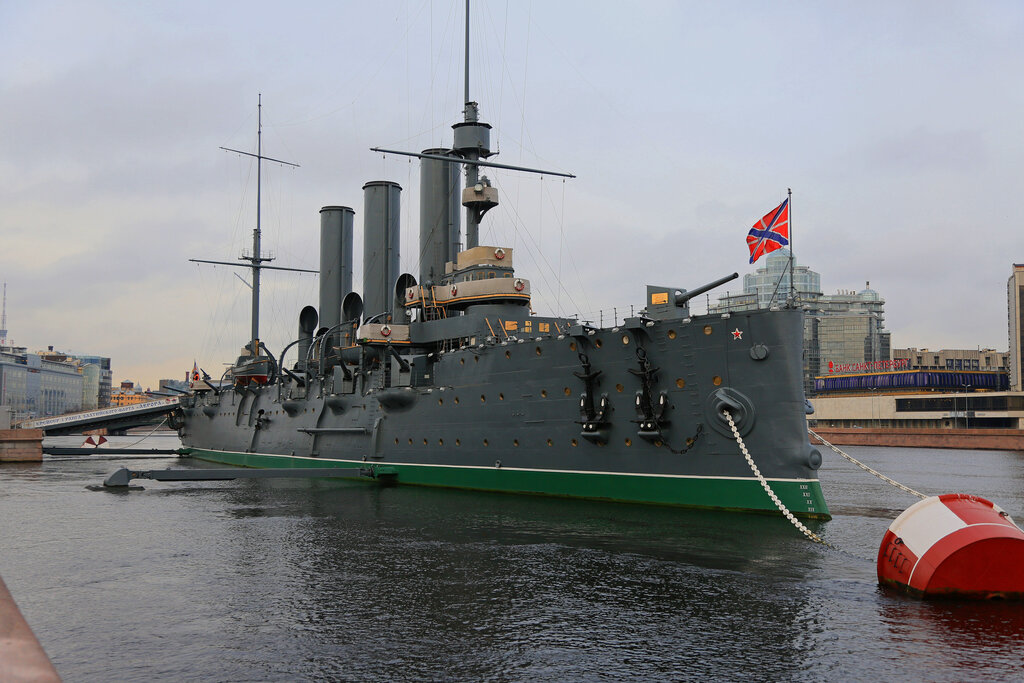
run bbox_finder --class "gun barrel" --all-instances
[677,272,739,304]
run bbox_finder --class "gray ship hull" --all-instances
[178,307,828,517]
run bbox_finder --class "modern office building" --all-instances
[72,354,113,407]
[0,346,84,420]
[711,249,890,394]
[1009,264,1024,392]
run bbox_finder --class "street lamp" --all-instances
[869,386,878,428]
[962,383,971,429]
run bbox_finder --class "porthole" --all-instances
[483,438,489,447]
[704,325,713,335]
[535,346,542,356]
[616,383,624,393]
[480,394,486,403]
[569,341,577,351]
[474,355,479,363]
[408,438,413,445]
[456,438,461,446]
[505,350,511,359]
[438,398,443,406]
[713,375,723,386]
[676,378,686,388]
[394,437,399,445]
[460,358,465,365]
[668,329,677,340]
[541,389,548,398]
[423,438,428,445]
[622,335,630,345]
[546,439,553,446]
[499,393,504,401]
[438,438,444,446]
[595,339,603,348]
[625,438,632,446]
[454,397,460,404]
[563,387,571,396]
[571,438,578,447]
[513,439,519,447]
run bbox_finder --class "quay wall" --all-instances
[0,575,61,682]
[810,427,1024,452]
[0,430,43,463]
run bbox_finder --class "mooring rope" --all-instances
[112,416,171,451]
[807,427,927,500]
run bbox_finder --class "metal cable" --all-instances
[808,427,927,500]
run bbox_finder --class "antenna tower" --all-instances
[0,282,7,346]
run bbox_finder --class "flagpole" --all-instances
[787,187,795,306]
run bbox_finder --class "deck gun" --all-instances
[645,272,739,320]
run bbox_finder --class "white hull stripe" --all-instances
[187,447,820,484]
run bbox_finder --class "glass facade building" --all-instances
[710,249,890,394]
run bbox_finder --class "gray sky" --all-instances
[2,1,1021,389]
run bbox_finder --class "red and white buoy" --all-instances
[878,493,1024,600]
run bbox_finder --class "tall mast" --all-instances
[219,95,299,355]
[457,0,497,250]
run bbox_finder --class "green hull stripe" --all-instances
[186,448,831,519]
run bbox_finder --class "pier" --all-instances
[0,575,60,682]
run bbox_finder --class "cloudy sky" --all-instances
[2,1,1021,389]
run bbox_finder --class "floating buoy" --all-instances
[877,493,1024,600]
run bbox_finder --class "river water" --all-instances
[2,434,1024,681]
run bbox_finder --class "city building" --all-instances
[1009,264,1024,392]
[892,348,1008,372]
[0,345,84,420]
[711,249,890,394]
[111,380,151,407]
[158,378,189,394]
[72,355,112,408]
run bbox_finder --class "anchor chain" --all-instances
[723,409,835,549]
[808,427,926,500]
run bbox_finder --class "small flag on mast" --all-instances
[191,361,200,381]
[746,198,790,264]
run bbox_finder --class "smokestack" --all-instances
[319,206,354,343]
[419,149,461,286]
[296,306,318,368]
[362,181,402,321]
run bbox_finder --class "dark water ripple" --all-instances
[2,436,1024,681]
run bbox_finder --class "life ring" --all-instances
[451,285,458,297]
[514,279,525,292]
[494,248,506,260]
[381,325,392,337]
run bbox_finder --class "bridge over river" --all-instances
[18,397,180,435]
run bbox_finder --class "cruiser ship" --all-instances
[173,8,828,519]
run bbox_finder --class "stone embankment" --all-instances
[810,427,1024,451]
[0,430,43,463]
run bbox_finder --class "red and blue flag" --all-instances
[746,198,789,264]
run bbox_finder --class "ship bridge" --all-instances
[17,397,180,435]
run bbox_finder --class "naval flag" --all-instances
[191,361,200,382]
[746,198,790,264]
